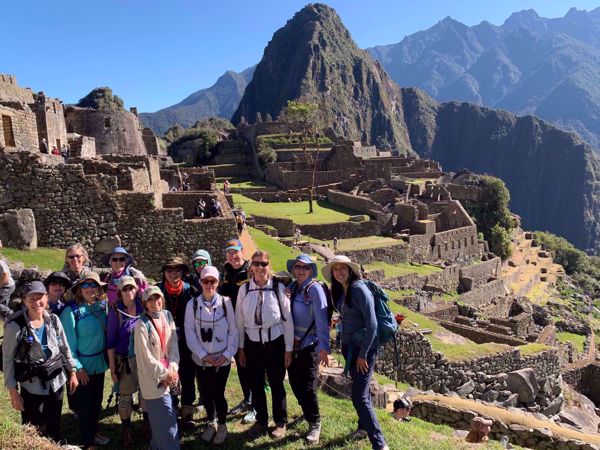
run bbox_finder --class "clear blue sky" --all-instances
[5,0,598,112]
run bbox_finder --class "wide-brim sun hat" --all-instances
[161,257,189,274]
[44,271,72,289]
[321,255,361,283]
[142,285,165,303]
[287,254,318,278]
[101,246,134,267]
[70,271,108,294]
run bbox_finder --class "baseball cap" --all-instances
[225,238,243,251]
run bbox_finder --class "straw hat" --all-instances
[321,255,361,283]
[70,271,108,293]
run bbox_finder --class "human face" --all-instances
[293,263,312,284]
[145,294,163,313]
[80,281,100,304]
[25,293,48,318]
[251,256,270,285]
[67,250,84,272]
[201,276,219,299]
[110,253,128,272]
[47,281,66,303]
[332,263,350,285]
[193,259,209,275]
[120,284,138,306]
[226,249,244,269]
[164,267,183,284]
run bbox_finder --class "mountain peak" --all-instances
[503,9,542,30]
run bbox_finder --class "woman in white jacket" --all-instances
[134,286,180,450]
[185,266,237,445]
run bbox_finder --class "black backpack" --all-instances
[242,277,287,321]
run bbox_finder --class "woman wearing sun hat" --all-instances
[60,272,110,449]
[321,255,389,450]
[100,246,148,307]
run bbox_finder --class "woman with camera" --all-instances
[2,281,78,443]
[184,266,237,445]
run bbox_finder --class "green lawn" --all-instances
[384,289,416,300]
[557,332,587,354]
[0,247,65,271]
[518,343,550,357]
[233,194,362,225]
[0,366,507,450]
[219,177,275,190]
[366,261,442,278]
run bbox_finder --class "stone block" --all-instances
[0,208,37,249]
[348,214,369,222]
[506,368,539,404]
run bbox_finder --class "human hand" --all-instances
[9,389,24,412]
[162,371,179,386]
[284,351,293,368]
[213,355,228,367]
[237,349,246,367]
[318,350,329,367]
[356,357,369,374]
[203,355,216,366]
[77,369,89,386]
[110,370,118,384]
[69,372,79,394]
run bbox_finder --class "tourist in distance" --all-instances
[0,246,16,320]
[134,286,180,450]
[157,257,198,428]
[286,254,330,444]
[44,271,72,315]
[322,255,389,450]
[210,198,223,217]
[188,249,212,291]
[235,250,294,439]
[184,266,238,445]
[100,246,148,306]
[106,276,145,449]
[196,198,206,218]
[60,272,110,449]
[2,281,78,443]
[63,243,93,283]
[218,238,254,421]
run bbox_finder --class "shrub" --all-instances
[533,231,588,274]
[489,224,512,259]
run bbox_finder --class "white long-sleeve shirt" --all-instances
[184,293,238,367]
[236,278,294,352]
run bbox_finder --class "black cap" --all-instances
[44,271,72,289]
[22,281,47,297]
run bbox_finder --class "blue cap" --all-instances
[224,238,243,251]
[286,254,318,278]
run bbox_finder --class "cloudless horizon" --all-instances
[5,0,599,112]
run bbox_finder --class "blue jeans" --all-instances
[145,394,180,450]
[342,344,386,450]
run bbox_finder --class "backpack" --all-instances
[242,278,287,321]
[128,310,174,358]
[360,279,398,345]
[290,279,335,344]
[192,294,228,319]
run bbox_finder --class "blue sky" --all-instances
[5,1,598,112]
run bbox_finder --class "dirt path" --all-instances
[239,228,256,259]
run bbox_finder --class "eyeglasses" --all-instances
[193,260,208,268]
[251,261,269,267]
[294,265,311,271]
[111,257,127,262]
[68,255,83,260]
[121,285,136,292]
[165,267,182,273]
[201,279,218,285]
[81,282,99,289]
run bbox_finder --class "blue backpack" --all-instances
[354,279,398,345]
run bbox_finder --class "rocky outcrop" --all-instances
[0,209,37,250]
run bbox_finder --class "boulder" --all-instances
[348,214,369,222]
[0,208,37,250]
[541,395,564,416]
[319,367,388,408]
[506,368,539,403]
[557,387,600,433]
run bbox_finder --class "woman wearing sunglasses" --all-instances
[187,249,212,291]
[64,243,93,283]
[60,272,110,449]
[184,266,237,445]
[106,276,145,449]
[100,246,148,307]
[235,250,294,439]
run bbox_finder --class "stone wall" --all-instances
[265,164,350,190]
[33,94,67,152]
[563,362,600,406]
[446,183,482,202]
[0,103,38,151]
[459,257,501,290]
[68,135,96,158]
[342,243,410,265]
[458,279,507,308]
[433,225,481,260]
[327,190,382,217]
[253,215,294,237]
[142,128,162,155]
[162,192,233,220]
[0,74,34,103]
[301,220,381,240]
[424,304,459,321]
[438,320,528,346]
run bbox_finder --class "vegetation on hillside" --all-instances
[77,87,125,111]
[164,118,232,165]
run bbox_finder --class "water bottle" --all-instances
[500,436,509,448]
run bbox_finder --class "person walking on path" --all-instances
[322,255,389,450]
[185,266,238,445]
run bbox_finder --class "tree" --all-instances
[489,224,512,259]
[282,101,322,213]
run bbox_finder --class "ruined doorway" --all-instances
[1,115,15,147]
[56,139,61,150]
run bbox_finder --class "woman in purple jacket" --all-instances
[106,276,145,449]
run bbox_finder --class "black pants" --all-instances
[288,344,320,424]
[76,373,105,448]
[245,334,287,426]
[21,385,64,443]
[197,364,231,424]
[234,352,252,404]
[175,336,200,411]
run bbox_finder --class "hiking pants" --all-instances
[234,352,253,404]
[342,344,386,450]
[196,364,231,424]
[76,372,105,448]
[288,343,320,424]
[0,284,15,319]
[21,385,64,443]
[245,334,287,426]
[173,335,200,414]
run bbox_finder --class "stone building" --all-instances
[0,74,38,151]
[32,92,68,152]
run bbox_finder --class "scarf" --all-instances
[165,280,183,297]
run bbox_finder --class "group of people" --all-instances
[2,239,390,450]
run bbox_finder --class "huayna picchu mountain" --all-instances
[232,3,600,254]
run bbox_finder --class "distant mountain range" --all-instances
[367,7,600,149]
[139,67,254,134]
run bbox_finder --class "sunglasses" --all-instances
[68,255,83,260]
[81,282,99,289]
[294,265,311,271]
[111,257,127,262]
[165,267,182,273]
[251,261,269,267]
[121,285,136,292]
[201,279,218,285]
[193,260,208,268]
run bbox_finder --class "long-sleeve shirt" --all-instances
[106,299,143,356]
[184,293,238,367]
[219,261,250,310]
[134,310,179,400]
[60,301,108,374]
[236,278,294,352]
[338,280,378,359]
[3,311,76,395]
[291,279,330,353]
[102,267,148,306]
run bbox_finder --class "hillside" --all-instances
[139,66,254,134]
[368,8,600,150]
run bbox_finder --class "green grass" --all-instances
[432,291,459,302]
[219,177,275,190]
[557,332,587,354]
[366,261,442,278]
[233,194,362,225]
[0,366,507,450]
[0,247,65,271]
[384,289,416,300]
[518,343,550,356]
